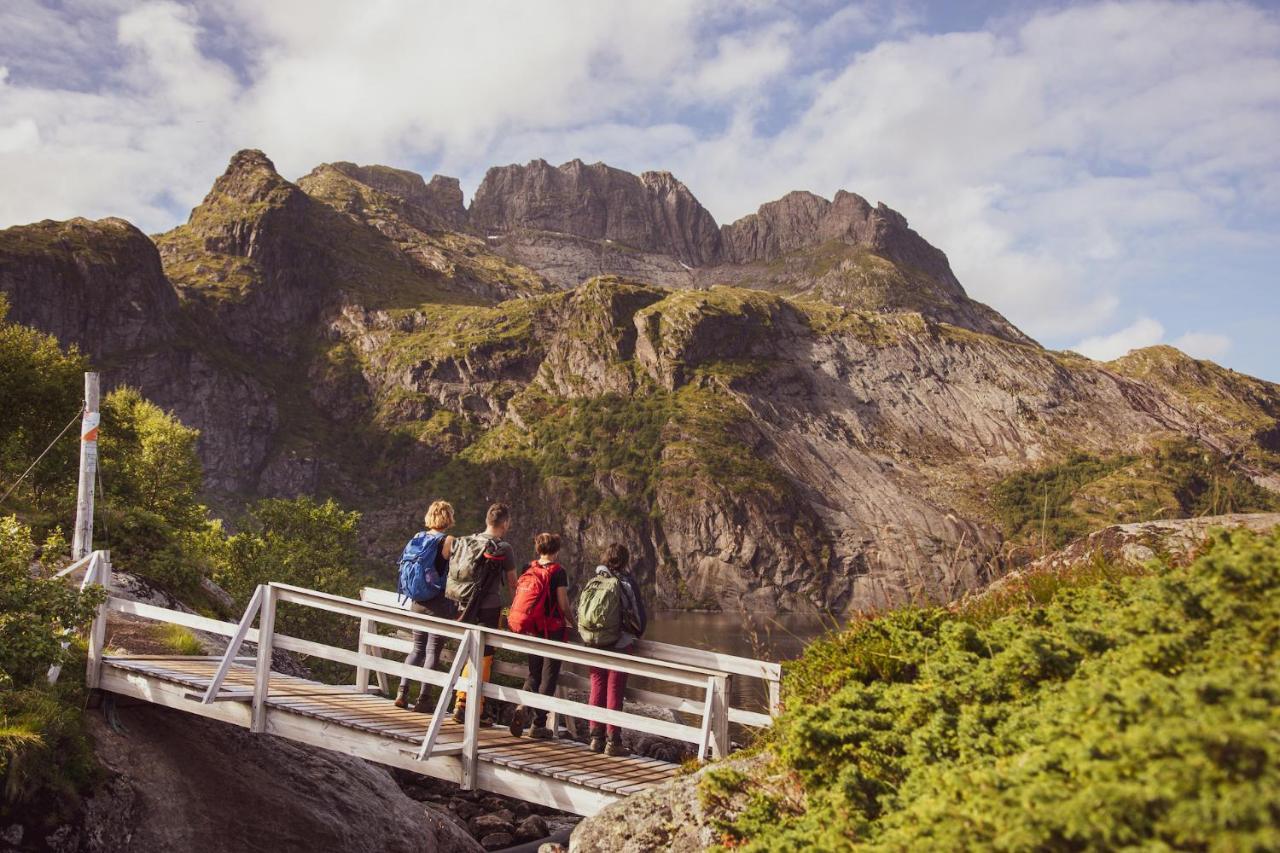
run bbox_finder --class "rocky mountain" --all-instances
[2,149,1277,616]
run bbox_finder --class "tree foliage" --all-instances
[707,526,1280,850]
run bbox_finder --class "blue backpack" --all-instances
[398,531,446,603]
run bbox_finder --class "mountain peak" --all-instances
[303,161,467,228]
[204,149,292,208]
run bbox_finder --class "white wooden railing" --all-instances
[358,587,783,731]
[88,580,784,790]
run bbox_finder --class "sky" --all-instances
[1,0,1277,380]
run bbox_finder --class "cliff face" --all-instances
[2,148,1277,616]
[470,159,722,266]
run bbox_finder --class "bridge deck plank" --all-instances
[101,656,678,798]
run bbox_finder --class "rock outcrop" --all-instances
[469,159,721,265]
[0,217,178,359]
[64,704,480,853]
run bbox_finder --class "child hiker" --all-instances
[577,543,646,756]
[508,532,573,739]
[394,500,456,711]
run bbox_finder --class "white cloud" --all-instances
[1073,318,1233,363]
[1074,316,1166,361]
[0,0,1275,372]
[1171,331,1232,361]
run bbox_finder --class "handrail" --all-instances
[358,585,784,727]
[87,576,764,781]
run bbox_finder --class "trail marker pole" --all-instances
[72,372,100,560]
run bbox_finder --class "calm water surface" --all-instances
[639,610,831,712]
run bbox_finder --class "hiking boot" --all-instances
[529,726,553,740]
[509,706,528,738]
[412,691,433,713]
[605,736,631,757]
[589,734,606,753]
[479,710,495,728]
[451,703,466,724]
[393,690,409,710]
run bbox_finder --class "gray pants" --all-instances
[399,596,458,696]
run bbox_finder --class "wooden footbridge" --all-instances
[64,551,783,816]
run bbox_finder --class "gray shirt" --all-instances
[480,538,516,609]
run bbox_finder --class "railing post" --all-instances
[710,673,730,759]
[251,584,276,733]
[418,632,471,761]
[460,626,483,789]
[84,552,110,689]
[355,614,388,696]
[767,677,782,718]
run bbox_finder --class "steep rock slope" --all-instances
[2,149,1278,616]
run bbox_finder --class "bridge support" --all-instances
[251,585,277,733]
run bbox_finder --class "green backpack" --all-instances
[577,572,622,647]
[446,534,499,607]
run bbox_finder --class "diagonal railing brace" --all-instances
[201,584,263,704]
[417,632,471,760]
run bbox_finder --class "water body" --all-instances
[641,610,832,712]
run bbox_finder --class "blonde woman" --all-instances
[394,499,458,711]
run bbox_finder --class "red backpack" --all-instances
[507,561,563,635]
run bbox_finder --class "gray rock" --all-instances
[480,832,514,850]
[516,814,550,841]
[470,811,516,837]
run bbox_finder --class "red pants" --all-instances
[588,642,634,738]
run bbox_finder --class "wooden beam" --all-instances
[632,638,782,681]
[480,682,705,745]
[270,633,453,688]
[696,676,716,762]
[460,627,483,789]
[251,585,276,733]
[709,674,730,759]
[419,632,470,761]
[72,372,99,560]
[85,553,110,689]
[201,584,263,704]
[107,598,257,641]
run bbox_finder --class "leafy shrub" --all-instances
[708,526,1280,850]
[0,516,103,689]
[212,496,368,671]
[0,516,102,819]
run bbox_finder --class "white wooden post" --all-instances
[710,673,730,759]
[201,585,263,703]
[460,627,483,789]
[767,677,782,718]
[72,373,100,560]
[84,552,111,689]
[697,675,716,762]
[251,585,277,733]
[355,615,389,696]
[418,632,471,760]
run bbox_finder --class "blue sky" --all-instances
[1,0,1277,380]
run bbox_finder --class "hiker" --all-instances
[577,543,646,756]
[394,500,457,711]
[508,532,574,740]
[446,502,518,726]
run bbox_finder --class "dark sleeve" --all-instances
[550,565,568,591]
[498,542,517,584]
[628,574,647,634]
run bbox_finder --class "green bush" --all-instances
[0,516,103,690]
[708,526,1280,850]
[0,516,102,819]
[212,496,368,672]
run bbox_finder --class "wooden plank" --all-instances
[710,674,730,759]
[460,628,483,789]
[270,633,454,688]
[633,637,782,681]
[697,676,715,762]
[201,585,262,704]
[251,585,276,733]
[85,554,109,688]
[107,597,257,641]
[480,682,706,745]
[420,632,470,760]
